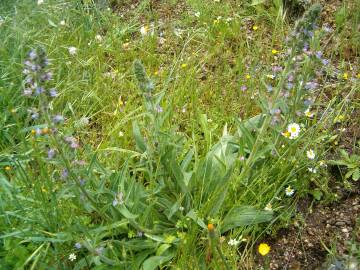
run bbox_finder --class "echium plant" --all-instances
[22,48,104,217]
[237,4,324,182]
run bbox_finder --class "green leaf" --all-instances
[250,0,266,6]
[221,206,273,233]
[156,244,171,256]
[142,253,174,270]
[352,168,359,181]
[311,189,323,200]
[186,210,206,229]
[132,121,147,152]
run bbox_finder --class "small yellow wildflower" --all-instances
[343,72,348,80]
[281,131,291,138]
[252,25,258,31]
[245,74,251,79]
[266,74,275,79]
[42,127,50,135]
[271,49,279,55]
[10,108,16,113]
[357,73,360,79]
[258,243,270,256]
[207,223,214,231]
[181,63,187,69]
[154,70,159,75]
[4,166,11,171]
[31,129,36,135]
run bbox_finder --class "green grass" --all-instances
[0,0,359,269]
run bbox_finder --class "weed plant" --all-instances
[0,0,359,269]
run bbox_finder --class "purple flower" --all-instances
[322,25,333,33]
[40,72,52,81]
[288,74,294,82]
[74,242,82,249]
[48,149,56,159]
[49,88,58,97]
[31,112,39,119]
[240,85,247,91]
[315,51,323,59]
[28,50,37,60]
[52,115,64,124]
[322,59,329,65]
[304,99,313,107]
[61,169,69,179]
[79,179,86,186]
[266,85,273,92]
[270,108,281,115]
[35,87,45,95]
[65,136,79,149]
[305,81,318,90]
[286,82,294,90]
[272,66,283,72]
[70,141,79,149]
[155,105,163,113]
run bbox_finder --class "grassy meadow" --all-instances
[0,0,359,269]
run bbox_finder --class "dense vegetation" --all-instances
[0,0,359,269]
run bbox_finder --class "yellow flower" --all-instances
[181,63,187,69]
[31,129,36,135]
[343,72,348,80]
[271,49,279,55]
[252,25,258,31]
[281,131,291,138]
[258,243,270,256]
[356,73,360,79]
[4,166,11,171]
[42,127,50,135]
[245,74,251,79]
[207,223,214,231]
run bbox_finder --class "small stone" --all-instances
[341,228,349,233]
[335,221,345,226]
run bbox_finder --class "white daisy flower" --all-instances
[306,149,316,160]
[308,167,317,174]
[68,47,77,55]
[38,0,44,5]
[287,123,300,139]
[69,253,76,261]
[285,186,295,197]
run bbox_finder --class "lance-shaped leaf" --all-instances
[221,206,273,233]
